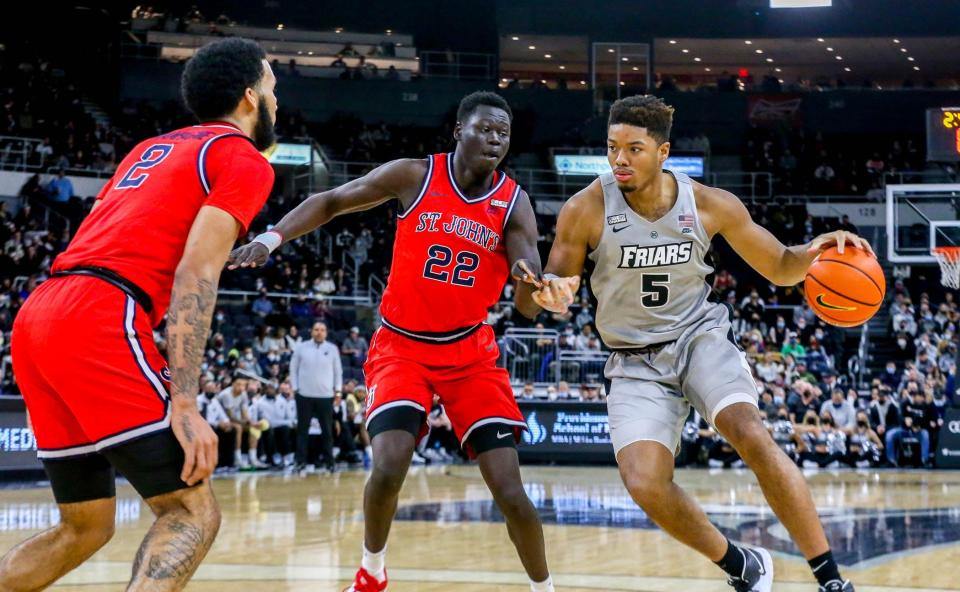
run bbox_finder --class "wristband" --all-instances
[252,230,283,253]
[543,273,560,281]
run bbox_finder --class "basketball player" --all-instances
[228,91,562,592]
[2,38,276,590]
[524,95,870,592]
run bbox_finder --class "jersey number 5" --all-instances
[423,244,480,287]
[640,273,670,308]
[115,144,174,189]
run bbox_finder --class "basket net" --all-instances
[932,246,960,289]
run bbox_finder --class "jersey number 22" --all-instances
[423,244,479,287]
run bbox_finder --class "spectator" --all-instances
[252,288,274,317]
[341,326,369,370]
[781,332,806,359]
[217,376,251,468]
[46,170,74,203]
[820,388,856,431]
[290,322,343,472]
[519,382,536,399]
[885,390,930,467]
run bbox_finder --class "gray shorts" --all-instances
[606,322,758,457]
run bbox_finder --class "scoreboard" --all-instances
[927,107,960,162]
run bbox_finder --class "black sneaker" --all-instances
[726,547,774,592]
[819,580,854,592]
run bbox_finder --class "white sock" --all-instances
[361,544,386,580]
[530,576,553,592]
[249,450,258,462]
[234,450,242,462]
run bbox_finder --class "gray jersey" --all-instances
[588,171,720,348]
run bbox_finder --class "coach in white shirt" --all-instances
[290,322,342,471]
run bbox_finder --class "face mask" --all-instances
[887,367,896,374]
[898,339,907,347]
[776,322,785,329]
[773,396,785,406]
[778,414,789,420]
[857,420,868,428]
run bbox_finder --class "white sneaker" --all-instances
[411,452,427,465]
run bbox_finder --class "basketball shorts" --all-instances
[363,324,526,458]
[605,316,759,458]
[12,275,190,503]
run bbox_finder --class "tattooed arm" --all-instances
[167,205,241,486]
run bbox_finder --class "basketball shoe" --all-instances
[726,547,774,592]
[343,567,387,592]
[819,580,854,592]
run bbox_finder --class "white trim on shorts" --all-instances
[37,295,171,459]
[460,416,528,445]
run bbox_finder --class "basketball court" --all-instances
[3,467,957,591]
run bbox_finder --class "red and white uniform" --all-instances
[12,122,273,459]
[365,153,526,454]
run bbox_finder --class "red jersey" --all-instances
[379,152,520,339]
[53,122,274,326]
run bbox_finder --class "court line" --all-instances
[54,561,960,591]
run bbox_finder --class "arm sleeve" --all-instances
[333,345,343,391]
[202,138,275,235]
[289,346,300,391]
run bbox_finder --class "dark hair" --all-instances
[456,91,512,123]
[181,38,267,121]
[608,94,675,144]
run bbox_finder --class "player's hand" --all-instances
[532,275,581,313]
[511,259,543,288]
[807,230,876,258]
[172,406,219,486]
[226,241,270,269]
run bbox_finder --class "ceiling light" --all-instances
[766,58,773,62]
[745,40,753,45]
[559,65,566,70]
[545,53,552,58]
[307,51,313,55]
[817,37,825,42]
[334,27,343,33]
[900,48,908,53]
[608,48,615,53]
[893,39,900,43]
[528,45,536,50]
[632,66,639,71]
[580,80,586,85]
[620,81,625,86]
[778,78,784,83]
[541,79,547,84]
[669,40,677,44]
[682,49,689,53]
[276,24,284,30]
[755,49,764,54]
[843,67,851,72]
[385,29,392,35]
[826,47,834,51]
[913,66,920,71]
[705,67,711,72]
[835,55,843,60]
[622,57,629,61]
[511,36,519,41]
[694,57,702,62]
[501,78,507,82]
[908,56,915,61]
[775,67,782,72]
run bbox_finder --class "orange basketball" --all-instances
[804,246,885,327]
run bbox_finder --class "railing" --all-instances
[882,170,959,187]
[501,328,561,386]
[556,350,609,386]
[709,171,773,200]
[0,135,113,178]
[418,51,495,80]
[217,289,373,306]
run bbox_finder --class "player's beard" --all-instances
[251,94,276,152]
[616,181,638,193]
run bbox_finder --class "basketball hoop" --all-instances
[932,246,960,289]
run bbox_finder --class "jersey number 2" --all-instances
[641,273,670,308]
[115,144,174,189]
[423,245,480,287]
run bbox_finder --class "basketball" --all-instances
[804,247,886,327]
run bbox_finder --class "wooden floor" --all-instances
[2,466,959,591]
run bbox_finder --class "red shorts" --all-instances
[363,324,525,456]
[12,275,170,459]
